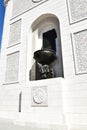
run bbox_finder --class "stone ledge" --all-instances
[69,124,87,130]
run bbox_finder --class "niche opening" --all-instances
[29,14,64,81]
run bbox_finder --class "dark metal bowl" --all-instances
[34,49,56,65]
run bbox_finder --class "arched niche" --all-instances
[29,14,64,80]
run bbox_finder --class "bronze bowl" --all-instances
[34,49,56,65]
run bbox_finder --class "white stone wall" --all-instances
[0,0,87,130]
[62,76,87,130]
[67,0,87,23]
[12,0,48,18]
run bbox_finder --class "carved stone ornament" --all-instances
[31,86,48,107]
[32,0,43,3]
[33,88,46,104]
[4,0,10,6]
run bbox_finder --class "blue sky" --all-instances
[0,0,5,48]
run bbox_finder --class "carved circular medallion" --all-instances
[32,0,43,3]
[33,88,46,104]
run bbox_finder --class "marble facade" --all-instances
[0,0,87,130]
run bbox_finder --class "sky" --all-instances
[0,0,5,48]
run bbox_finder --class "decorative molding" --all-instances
[31,86,48,107]
[8,19,21,47]
[5,51,20,84]
[32,0,43,3]
[71,29,87,75]
[67,0,87,24]
[7,42,21,49]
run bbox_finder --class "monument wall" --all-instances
[0,0,87,130]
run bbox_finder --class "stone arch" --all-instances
[30,13,64,80]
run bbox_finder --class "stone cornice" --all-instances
[4,0,10,6]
